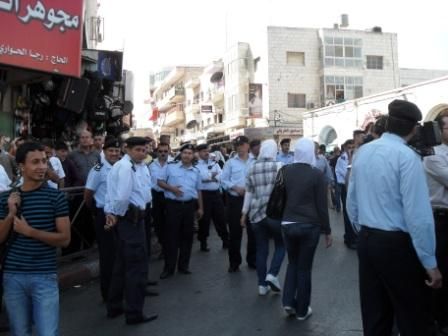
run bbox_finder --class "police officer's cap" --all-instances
[388,100,422,123]
[180,143,195,152]
[125,136,149,148]
[103,138,121,150]
[280,138,291,145]
[196,144,208,151]
[234,136,249,146]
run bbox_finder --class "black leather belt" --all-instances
[201,189,220,193]
[360,226,410,240]
[166,199,195,205]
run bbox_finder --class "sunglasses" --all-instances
[158,150,168,153]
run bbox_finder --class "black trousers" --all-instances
[433,211,448,327]
[198,190,229,244]
[93,208,116,301]
[144,204,152,257]
[339,183,358,244]
[226,194,256,268]
[164,200,195,272]
[151,190,166,252]
[358,227,436,336]
[107,216,148,320]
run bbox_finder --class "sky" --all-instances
[97,0,448,127]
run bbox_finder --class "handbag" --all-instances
[266,166,286,220]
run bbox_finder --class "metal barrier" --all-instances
[59,186,96,258]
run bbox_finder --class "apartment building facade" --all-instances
[261,25,400,139]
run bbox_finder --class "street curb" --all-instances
[58,239,161,290]
[58,258,99,290]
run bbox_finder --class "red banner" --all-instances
[0,0,84,77]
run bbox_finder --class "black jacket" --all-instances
[281,163,331,234]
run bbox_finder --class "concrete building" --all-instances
[152,66,203,148]
[303,76,448,147]
[255,24,401,141]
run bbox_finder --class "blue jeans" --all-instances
[281,224,320,316]
[3,272,59,336]
[252,217,285,286]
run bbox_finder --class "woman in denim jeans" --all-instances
[279,138,332,320]
[241,140,285,296]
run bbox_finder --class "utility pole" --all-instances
[273,110,281,144]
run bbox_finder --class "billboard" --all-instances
[248,83,262,118]
[0,0,84,77]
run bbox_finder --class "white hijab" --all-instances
[294,138,316,167]
[258,139,277,160]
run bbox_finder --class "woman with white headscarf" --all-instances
[241,139,285,296]
[279,138,332,320]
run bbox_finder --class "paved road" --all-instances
[59,210,363,336]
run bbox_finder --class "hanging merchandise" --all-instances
[109,100,124,121]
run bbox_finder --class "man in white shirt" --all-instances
[43,140,65,189]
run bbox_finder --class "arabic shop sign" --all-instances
[0,0,84,77]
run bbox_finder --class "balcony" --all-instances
[211,82,225,104]
[156,85,186,111]
[165,106,185,127]
[185,104,201,129]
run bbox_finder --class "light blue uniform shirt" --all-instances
[276,152,294,165]
[149,159,169,192]
[346,133,436,269]
[104,154,152,216]
[221,155,254,196]
[160,162,201,201]
[315,154,334,184]
[85,160,113,208]
[197,159,222,191]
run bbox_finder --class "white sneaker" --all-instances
[296,306,312,321]
[258,285,270,296]
[283,306,296,317]
[265,274,281,292]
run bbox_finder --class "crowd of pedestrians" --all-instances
[0,99,446,335]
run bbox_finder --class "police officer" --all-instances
[84,138,121,302]
[104,137,157,325]
[221,136,256,272]
[148,142,171,258]
[196,144,229,251]
[347,100,442,335]
[276,138,294,165]
[158,143,204,279]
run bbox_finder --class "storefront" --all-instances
[0,0,131,143]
